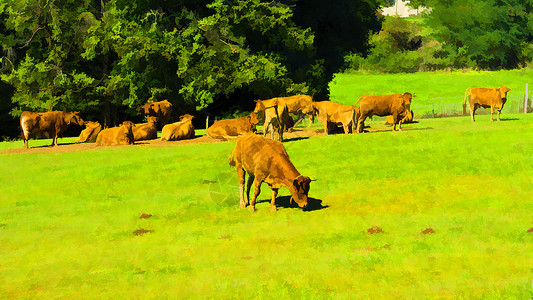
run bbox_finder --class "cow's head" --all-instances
[402,92,413,106]
[147,116,158,124]
[137,102,151,114]
[179,114,195,122]
[290,175,312,209]
[68,112,84,126]
[248,112,259,125]
[253,100,265,114]
[499,86,512,99]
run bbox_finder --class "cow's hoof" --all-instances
[248,206,255,212]
[270,207,277,212]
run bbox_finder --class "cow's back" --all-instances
[79,122,102,142]
[359,94,403,116]
[284,95,313,114]
[468,88,505,107]
[133,121,157,141]
[234,134,290,176]
[161,120,194,141]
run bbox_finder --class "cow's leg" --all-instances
[497,109,501,121]
[270,124,275,140]
[263,122,268,137]
[237,167,246,208]
[278,127,283,142]
[356,115,366,133]
[270,188,278,212]
[292,113,305,128]
[308,115,314,128]
[323,121,329,135]
[470,105,476,122]
[245,174,254,207]
[490,106,494,122]
[343,122,349,134]
[249,180,262,212]
[392,113,399,131]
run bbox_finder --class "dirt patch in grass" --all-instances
[367,226,384,234]
[527,228,533,233]
[421,228,436,235]
[139,213,152,219]
[2,125,415,155]
[133,228,154,236]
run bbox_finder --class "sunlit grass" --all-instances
[1,113,532,298]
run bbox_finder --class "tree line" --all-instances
[2,0,533,139]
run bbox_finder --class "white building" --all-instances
[381,0,429,17]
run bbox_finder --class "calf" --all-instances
[160,114,195,141]
[253,98,292,141]
[228,133,313,212]
[20,111,84,148]
[206,113,259,139]
[312,101,358,135]
[133,117,158,141]
[95,121,135,146]
[78,121,102,143]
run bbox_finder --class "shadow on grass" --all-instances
[499,118,519,121]
[257,195,328,212]
[283,136,310,142]
[29,141,81,148]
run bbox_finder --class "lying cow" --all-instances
[133,117,158,141]
[78,121,102,143]
[313,101,358,135]
[20,111,84,148]
[385,109,414,126]
[228,133,313,212]
[161,114,195,141]
[356,92,413,133]
[279,95,315,128]
[95,121,135,146]
[206,113,259,140]
[253,98,292,141]
[463,86,511,122]
[137,99,173,129]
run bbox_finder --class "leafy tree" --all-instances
[0,0,384,135]
[423,0,533,69]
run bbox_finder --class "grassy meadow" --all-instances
[330,68,533,117]
[1,112,532,298]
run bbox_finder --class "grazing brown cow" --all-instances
[463,86,511,122]
[206,113,259,140]
[133,117,158,141]
[95,121,135,146]
[253,98,292,141]
[384,109,414,126]
[78,121,102,143]
[279,95,315,128]
[313,101,358,135]
[160,114,195,141]
[356,92,413,133]
[20,111,84,148]
[137,99,173,128]
[228,133,313,212]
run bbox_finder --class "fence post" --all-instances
[206,115,209,129]
[525,83,529,114]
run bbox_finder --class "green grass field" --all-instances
[330,68,533,117]
[1,113,532,298]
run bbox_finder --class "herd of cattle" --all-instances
[17,86,512,210]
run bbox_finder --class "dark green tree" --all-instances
[423,0,533,69]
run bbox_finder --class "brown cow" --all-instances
[78,121,102,143]
[133,117,158,141]
[20,111,84,148]
[313,101,358,135]
[356,92,413,133]
[160,114,195,141]
[253,98,292,141]
[228,133,313,212]
[206,113,259,140]
[137,99,173,128]
[463,86,511,122]
[279,95,315,128]
[384,109,414,126]
[95,121,135,146]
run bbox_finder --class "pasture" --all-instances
[330,68,533,117]
[1,113,532,298]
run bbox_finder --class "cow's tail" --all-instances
[354,95,364,107]
[463,88,472,115]
[228,147,237,167]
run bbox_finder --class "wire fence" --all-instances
[413,91,533,119]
